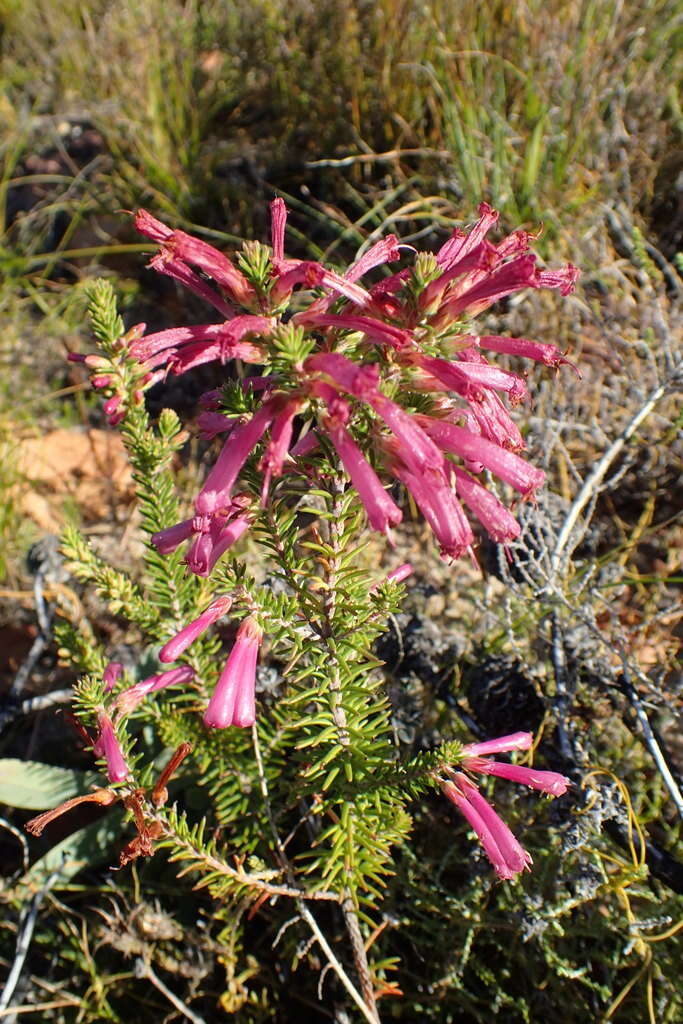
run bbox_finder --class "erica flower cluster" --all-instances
[79,199,577,571]
[71,200,579,793]
[438,731,570,880]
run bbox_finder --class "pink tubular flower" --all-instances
[115,665,196,716]
[389,456,474,559]
[441,773,532,880]
[270,261,326,304]
[159,596,233,663]
[298,312,412,351]
[464,389,527,452]
[195,401,278,514]
[136,208,253,306]
[129,317,270,379]
[435,253,540,325]
[461,731,571,797]
[436,202,499,269]
[166,230,254,306]
[324,400,403,536]
[94,713,129,783]
[536,263,580,295]
[476,335,578,372]
[259,399,303,501]
[149,252,236,318]
[417,417,545,497]
[386,562,413,584]
[204,617,263,729]
[371,395,447,475]
[152,518,195,555]
[466,758,571,796]
[134,208,173,243]
[197,411,235,440]
[270,197,287,262]
[345,235,401,283]
[307,346,445,482]
[184,512,251,577]
[451,467,522,543]
[306,351,380,399]
[417,353,529,405]
[419,243,498,314]
[272,261,370,308]
[318,269,371,307]
[268,200,372,306]
[130,324,222,362]
[151,501,251,578]
[462,731,533,756]
[103,662,124,692]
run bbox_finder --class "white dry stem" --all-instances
[615,649,683,822]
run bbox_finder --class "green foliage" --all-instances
[61,523,159,630]
[267,323,318,374]
[86,279,125,353]
[238,240,273,290]
[219,379,260,417]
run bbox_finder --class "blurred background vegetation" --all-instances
[0,1,681,1021]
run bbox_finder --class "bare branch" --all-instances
[617,657,683,822]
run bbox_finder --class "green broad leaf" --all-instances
[23,810,125,887]
[0,760,102,810]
